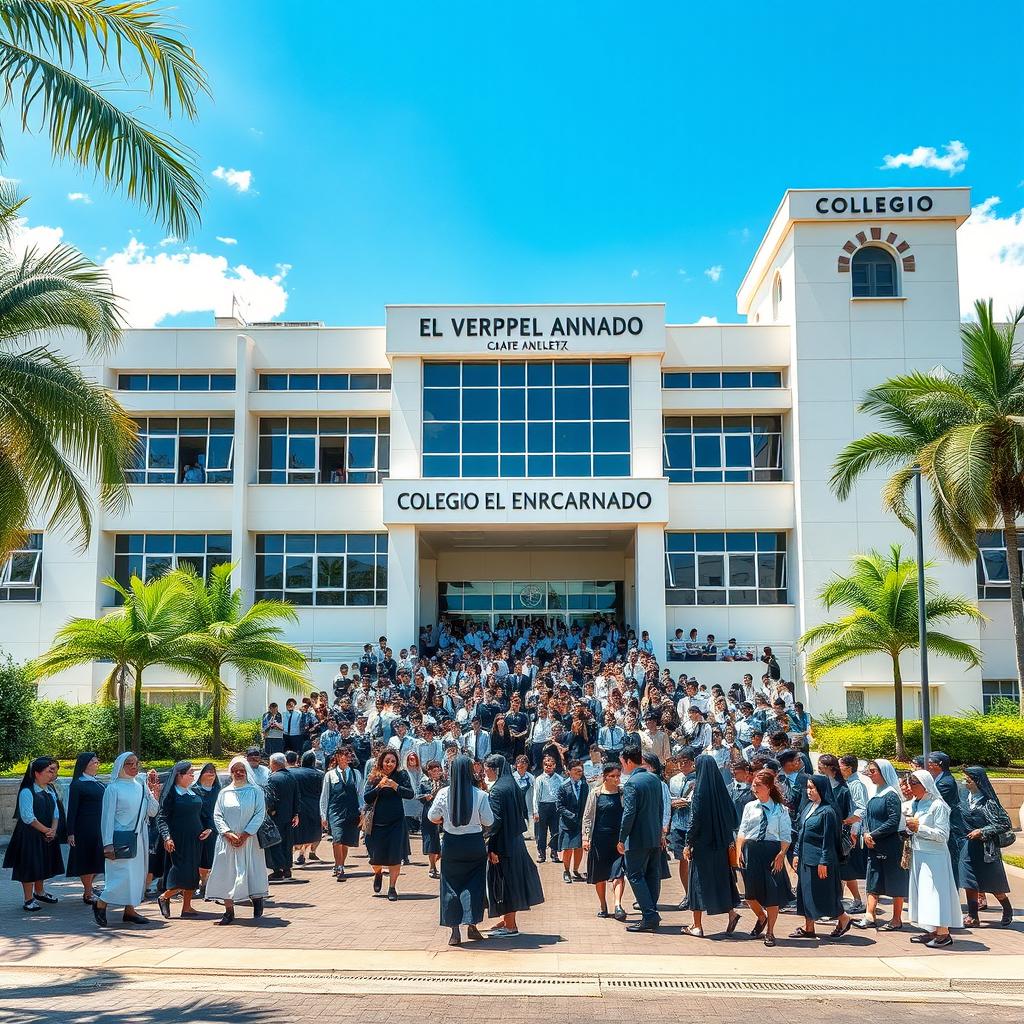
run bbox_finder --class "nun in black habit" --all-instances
[156,761,213,918]
[790,773,853,939]
[681,753,740,936]
[192,763,221,892]
[484,754,545,936]
[961,765,1014,927]
[65,751,106,904]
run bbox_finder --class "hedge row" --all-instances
[32,701,262,761]
[813,715,1024,767]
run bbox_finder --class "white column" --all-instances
[630,354,663,478]
[386,525,419,648]
[389,356,422,479]
[634,523,667,662]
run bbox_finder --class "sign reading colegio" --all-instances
[382,478,669,525]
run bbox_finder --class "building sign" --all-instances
[786,189,970,223]
[813,194,932,215]
[382,477,669,525]
[385,304,666,357]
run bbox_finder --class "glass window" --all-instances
[258,417,389,483]
[663,370,782,389]
[0,533,42,601]
[851,246,898,298]
[127,417,234,484]
[117,373,235,391]
[666,532,787,605]
[256,372,391,391]
[112,534,231,604]
[981,679,1021,713]
[255,534,387,606]
[976,530,1024,599]
[663,415,783,483]
[422,360,629,477]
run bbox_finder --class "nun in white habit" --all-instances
[95,751,159,927]
[205,756,269,924]
[906,768,961,948]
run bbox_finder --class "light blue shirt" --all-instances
[18,784,57,825]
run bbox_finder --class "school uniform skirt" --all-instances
[421,816,441,856]
[688,846,740,915]
[741,840,789,906]
[3,821,65,883]
[439,830,487,926]
[796,859,843,920]
[840,837,867,882]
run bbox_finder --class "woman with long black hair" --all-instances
[791,774,852,939]
[364,749,414,900]
[429,754,494,945]
[680,754,740,937]
[156,761,212,919]
[66,752,106,905]
[3,756,66,912]
[192,763,221,896]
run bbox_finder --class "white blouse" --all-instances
[739,799,793,843]
[428,785,495,835]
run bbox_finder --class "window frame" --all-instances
[257,417,390,484]
[851,246,899,298]
[0,533,43,601]
[663,415,784,483]
[257,372,392,392]
[664,531,788,606]
[127,417,235,484]
[112,534,232,603]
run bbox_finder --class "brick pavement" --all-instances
[2,838,1022,963]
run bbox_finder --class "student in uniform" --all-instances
[65,751,106,905]
[418,760,444,878]
[319,746,364,880]
[582,761,627,920]
[790,774,853,939]
[735,768,791,947]
[961,766,1014,927]
[818,753,866,915]
[430,755,494,945]
[680,754,740,937]
[4,757,66,912]
[156,761,212,919]
[556,759,589,882]
[192,763,221,896]
[857,758,909,931]
[532,755,563,863]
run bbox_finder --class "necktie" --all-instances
[758,806,770,840]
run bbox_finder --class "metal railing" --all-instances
[665,639,797,680]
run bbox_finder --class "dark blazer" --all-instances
[794,804,841,868]
[618,766,662,849]
[782,770,810,823]
[936,771,966,839]
[729,782,756,820]
[865,790,904,860]
[266,767,297,823]
[556,777,589,829]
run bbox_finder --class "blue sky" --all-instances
[6,1,1023,326]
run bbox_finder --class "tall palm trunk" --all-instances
[212,671,223,758]
[116,664,127,755]
[1000,505,1024,717]
[891,653,907,761]
[133,666,144,755]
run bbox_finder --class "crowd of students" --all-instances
[3,616,1018,949]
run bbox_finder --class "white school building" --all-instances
[4,187,1018,719]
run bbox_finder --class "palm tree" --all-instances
[799,546,984,760]
[0,182,137,559]
[831,300,1024,714]
[0,0,208,235]
[29,573,187,754]
[171,563,309,756]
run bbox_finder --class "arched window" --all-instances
[851,246,898,297]
[772,272,783,320]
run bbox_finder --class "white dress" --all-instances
[99,778,158,908]
[205,784,269,902]
[908,796,961,929]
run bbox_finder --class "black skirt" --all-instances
[961,837,1010,894]
[487,835,545,916]
[421,817,441,856]
[66,781,106,877]
[741,840,788,906]
[161,791,204,891]
[687,846,739,915]
[796,859,843,920]
[3,821,65,883]
[840,839,867,882]
[864,835,909,898]
[366,817,408,866]
[439,830,487,926]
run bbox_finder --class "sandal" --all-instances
[750,916,767,938]
[829,919,853,939]
[789,927,816,938]
[763,934,776,948]
[680,925,704,937]
[879,921,903,932]
[726,912,741,934]
[962,915,980,928]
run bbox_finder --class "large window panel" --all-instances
[256,533,387,606]
[112,534,231,604]
[976,530,1024,599]
[0,533,43,601]
[258,417,389,484]
[666,532,787,605]
[663,415,783,483]
[128,417,235,484]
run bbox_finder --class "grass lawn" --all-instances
[1,756,239,779]
[1004,852,1024,871]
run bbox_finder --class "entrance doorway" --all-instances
[437,579,624,630]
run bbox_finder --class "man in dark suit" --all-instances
[728,759,757,819]
[266,753,299,880]
[927,751,966,889]
[777,749,809,874]
[617,744,664,931]
[556,759,589,882]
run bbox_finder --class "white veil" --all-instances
[227,755,258,786]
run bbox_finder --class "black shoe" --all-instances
[449,928,462,946]
[613,907,627,922]
[269,870,285,881]
[572,871,585,881]
[283,870,292,879]
[563,870,572,883]
[1001,905,1014,927]
[536,856,546,863]
[122,912,150,925]
[296,854,306,865]
[157,896,171,919]
[36,892,58,905]
[403,857,411,865]
[751,917,767,938]
[910,930,937,944]
[387,887,398,902]
[926,934,953,949]
[215,909,235,926]
[93,903,108,927]
[466,924,483,940]
[677,897,689,911]
[597,908,609,918]
[253,898,264,919]
[22,900,41,913]
[308,851,320,861]
[626,920,659,933]
[428,868,439,879]
[373,874,383,894]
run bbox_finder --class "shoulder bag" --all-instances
[112,788,148,860]
[257,785,282,849]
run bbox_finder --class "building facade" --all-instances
[5,187,1016,719]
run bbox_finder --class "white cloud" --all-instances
[957,196,1024,317]
[211,166,253,193]
[67,192,92,204]
[881,139,968,176]
[9,216,289,328]
[693,315,719,325]
[159,236,179,247]
[630,269,640,279]
[704,265,722,282]
[216,236,238,246]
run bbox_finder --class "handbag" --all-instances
[840,824,854,859]
[899,834,912,870]
[257,815,282,850]
[361,801,375,836]
[112,790,148,860]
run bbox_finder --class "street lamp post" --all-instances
[912,465,932,762]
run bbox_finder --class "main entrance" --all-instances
[437,579,624,629]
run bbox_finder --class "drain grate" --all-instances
[604,977,945,994]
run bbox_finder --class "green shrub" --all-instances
[0,657,38,772]
[813,715,1024,767]
[29,700,261,761]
